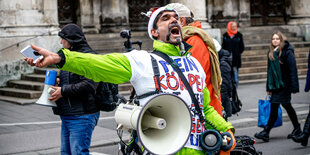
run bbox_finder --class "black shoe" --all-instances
[288,127,302,139]
[254,130,269,142]
[292,133,309,146]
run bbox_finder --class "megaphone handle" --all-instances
[220,132,233,151]
[48,87,56,94]
[125,130,143,155]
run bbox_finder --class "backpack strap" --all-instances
[151,55,162,93]
[136,54,162,99]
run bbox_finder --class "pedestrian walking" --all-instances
[222,21,244,88]
[166,3,223,116]
[24,6,236,154]
[50,24,100,155]
[254,30,301,142]
[291,48,310,146]
[218,46,233,120]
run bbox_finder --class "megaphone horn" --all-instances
[35,70,57,107]
[115,94,192,155]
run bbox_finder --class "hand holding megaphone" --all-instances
[48,86,62,102]
[221,132,234,151]
[220,130,236,154]
[200,129,236,152]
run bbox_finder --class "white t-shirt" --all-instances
[124,50,206,150]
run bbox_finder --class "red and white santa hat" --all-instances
[147,6,178,40]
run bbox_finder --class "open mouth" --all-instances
[170,26,180,35]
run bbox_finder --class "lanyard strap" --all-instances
[152,50,206,124]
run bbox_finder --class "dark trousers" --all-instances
[266,103,299,132]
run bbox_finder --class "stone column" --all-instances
[170,0,211,29]
[288,0,310,41]
[93,0,102,32]
[79,0,100,33]
[101,0,129,33]
[0,0,59,36]
[238,0,251,27]
[288,0,310,25]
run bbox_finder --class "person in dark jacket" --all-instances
[217,42,233,120]
[254,30,300,142]
[291,49,310,146]
[49,24,100,155]
[222,21,244,88]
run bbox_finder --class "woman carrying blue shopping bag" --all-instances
[254,30,300,142]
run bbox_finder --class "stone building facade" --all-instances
[0,0,310,86]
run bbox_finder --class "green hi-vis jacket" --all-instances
[57,40,234,153]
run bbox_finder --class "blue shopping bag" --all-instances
[257,96,282,128]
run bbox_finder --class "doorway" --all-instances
[250,0,287,26]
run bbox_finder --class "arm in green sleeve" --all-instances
[57,49,132,84]
[202,86,235,133]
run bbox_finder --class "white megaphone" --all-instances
[115,94,192,154]
[35,70,57,107]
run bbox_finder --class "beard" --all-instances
[166,23,182,45]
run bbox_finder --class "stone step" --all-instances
[85,32,148,41]
[90,41,153,54]
[239,66,267,74]
[118,90,131,96]
[0,87,42,99]
[34,67,59,75]
[243,47,309,56]
[243,37,303,45]
[239,68,307,81]
[91,44,153,54]
[21,74,45,82]
[239,63,307,74]
[0,95,37,105]
[88,36,150,45]
[241,51,308,62]
[89,39,151,50]
[118,82,133,92]
[242,32,296,40]
[235,26,290,33]
[242,57,308,68]
[7,80,44,91]
[239,74,307,85]
[245,42,310,50]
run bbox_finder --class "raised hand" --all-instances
[24,44,61,68]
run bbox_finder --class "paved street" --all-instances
[0,79,309,154]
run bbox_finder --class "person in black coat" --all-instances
[49,24,100,154]
[291,49,310,146]
[222,21,244,88]
[218,48,233,119]
[255,30,300,142]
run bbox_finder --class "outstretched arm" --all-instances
[24,45,132,84]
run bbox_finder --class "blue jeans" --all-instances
[60,112,100,155]
[232,66,239,88]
